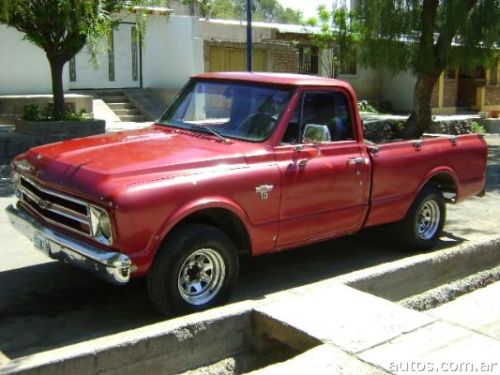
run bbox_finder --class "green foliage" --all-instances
[305,2,359,77]
[21,104,89,121]
[356,0,500,138]
[21,104,42,122]
[358,100,378,113]
[189,0,303,24]
[470,121,486,134]
[357,0,500,75]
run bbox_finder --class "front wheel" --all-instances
[147,224,239,316]
[395,185,446,251]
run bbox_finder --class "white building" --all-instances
[1,8,498,115]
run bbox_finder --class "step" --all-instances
[97,90,125,96]
[101,95,128,103]
[107,103,135,110]
[118,114,149,122]
[113,108,142,116]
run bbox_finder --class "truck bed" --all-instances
[365,133,487,227]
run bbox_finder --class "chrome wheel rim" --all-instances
[416,200,441,240]
[177,248,226,306]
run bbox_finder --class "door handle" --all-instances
[347,157,367,165]
[295,144,321,167]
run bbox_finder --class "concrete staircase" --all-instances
[98,91,148,122]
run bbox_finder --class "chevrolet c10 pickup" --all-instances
[6,72,488,315]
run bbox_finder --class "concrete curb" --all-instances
[343,236,500,301]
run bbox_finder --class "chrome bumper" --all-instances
[6,204,132,285]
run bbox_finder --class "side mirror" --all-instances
[302,124,331,144]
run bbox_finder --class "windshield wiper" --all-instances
[190,125,230,144]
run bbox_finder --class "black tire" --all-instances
[147,224,239,316]
[395,185,446,251]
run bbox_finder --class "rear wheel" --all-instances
[147,224,239,316]
[395,186,446,251]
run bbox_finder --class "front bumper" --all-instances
[6,204,132,285]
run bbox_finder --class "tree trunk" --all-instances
[402,73,440,139]
[48,57,66,121]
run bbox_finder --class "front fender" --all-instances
[142,196,254,267]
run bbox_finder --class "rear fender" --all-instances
[413,166,460,205]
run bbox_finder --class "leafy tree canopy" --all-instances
[358,0,499,137]
[306,2,359,78]
[358,0,500,75]
[308,0,499,138]
[184,0,303,24]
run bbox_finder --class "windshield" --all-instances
[158,80,293,142]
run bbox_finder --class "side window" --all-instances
[302,92,354,142]
[281,91,354,144]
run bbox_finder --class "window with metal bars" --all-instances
[299,46,319,75]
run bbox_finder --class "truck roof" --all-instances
[193,72,352,89]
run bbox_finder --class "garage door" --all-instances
[209,47,267,72]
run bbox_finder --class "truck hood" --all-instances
[24,126,249,198]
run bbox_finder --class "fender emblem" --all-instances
[255,184,274,200]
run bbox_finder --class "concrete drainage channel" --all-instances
[0,304,319,375]
[345,237,500,310]
[1,237,499,375]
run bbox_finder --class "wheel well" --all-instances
[427,173,457,202]
[168,208,252,256]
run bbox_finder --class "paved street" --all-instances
[0,136,498,360]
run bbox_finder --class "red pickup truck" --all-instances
[6,73,487,315]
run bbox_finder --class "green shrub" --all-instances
[21,104,89,121]
[470,121,486,134]
[21,104,42,121]
[358,100,378,113]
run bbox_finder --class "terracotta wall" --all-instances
[485,85,500,106]
[443,79,458,107]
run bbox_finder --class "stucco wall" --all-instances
[142,15,204,89]
[196,19,274,43]
[380,70,417,112]
[339,67,383,100]
[0,25,69,95]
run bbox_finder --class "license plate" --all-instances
[34,233,51,256]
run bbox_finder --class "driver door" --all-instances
[275,90,370,247]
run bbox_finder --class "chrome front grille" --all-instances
[19,176,91,236]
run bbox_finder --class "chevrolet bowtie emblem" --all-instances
[37,198,52,210]
[255,184,274,200]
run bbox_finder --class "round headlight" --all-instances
[90,205,113,245]
[98,211,112,239]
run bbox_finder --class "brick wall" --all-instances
[485,85,500,106]
[272,46,299,73]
